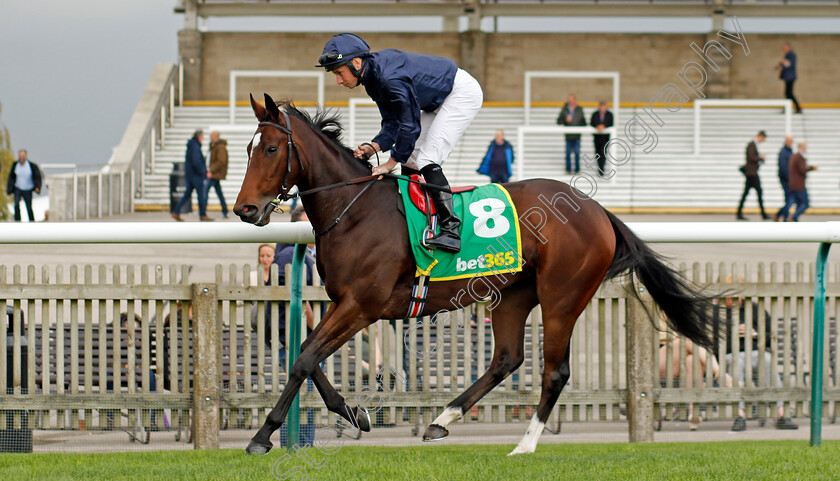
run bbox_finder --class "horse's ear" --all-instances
[264,93,281,121]
[251,94,267,121]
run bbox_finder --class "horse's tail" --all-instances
[602,208,716,350]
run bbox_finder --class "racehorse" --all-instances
[234,93,716,455]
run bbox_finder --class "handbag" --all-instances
[738,165,746,175]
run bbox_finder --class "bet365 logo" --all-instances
[456,251,516,272]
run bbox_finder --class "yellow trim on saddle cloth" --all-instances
[416,259,439,277]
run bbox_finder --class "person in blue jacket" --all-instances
[777,42,801,114]
[316,33,483,254]
[774,136,794,222]
[172,130,212,222]
[477,130,514,184]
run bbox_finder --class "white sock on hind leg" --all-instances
[508,414,545,456]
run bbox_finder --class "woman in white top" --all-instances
[250,243,276,286]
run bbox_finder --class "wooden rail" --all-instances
[2,261,839,446]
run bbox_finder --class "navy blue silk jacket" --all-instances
[360,49,457,163]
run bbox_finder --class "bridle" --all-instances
[256,109,303,202]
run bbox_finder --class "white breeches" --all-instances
[404,69,483,171]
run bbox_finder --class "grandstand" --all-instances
[135,102,837,213]
[44,2,840,218]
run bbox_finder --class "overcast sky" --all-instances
[1,2,838,172]
[0,1,179,171]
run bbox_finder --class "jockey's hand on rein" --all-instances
[354,144,374,160]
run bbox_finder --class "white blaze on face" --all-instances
[250,132,262,160]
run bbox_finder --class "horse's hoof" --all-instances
[422,424,449,442]
[507,445,534,456]
[245,440,272,455]
[354,406,371,432]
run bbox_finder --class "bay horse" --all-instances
[234,93,715,455]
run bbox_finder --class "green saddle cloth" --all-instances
[397,176,523,282]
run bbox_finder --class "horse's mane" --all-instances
[277,100,372,170]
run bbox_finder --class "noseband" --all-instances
[257,110,304,202]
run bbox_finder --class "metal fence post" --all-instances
[626,282,654,442]
[193,283,220,449]
[286,244,306,451]
[811,242,832,447]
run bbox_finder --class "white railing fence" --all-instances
[228,70,325,125]
[694,99,793,155]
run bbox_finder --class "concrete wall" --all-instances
[188,31,838,104]
[197,32,460,104]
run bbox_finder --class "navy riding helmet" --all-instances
[315,33,370,77]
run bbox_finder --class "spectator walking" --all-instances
[477,130,514,184]
[736,131,770,221]
[557,94,586,174]
[6,149,41,222]
[788,142,816,222]
[590,101,614,177]
[172,130,212,222]
[774,136,794,222]
[778,42,802,114]
[207,130,229,218]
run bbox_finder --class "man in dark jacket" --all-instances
[590,101,614,177]
[207,130,229,218]
[477,130,514,184]
[736,131,770,221]
[778,42,802,114]
[316,33,483,254]
[788,142,816,222]
[172,130,212,222]
[557,94,586,174]
[6,149,42,222]
[774,136,794,222]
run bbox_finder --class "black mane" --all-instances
[277,101,372,170]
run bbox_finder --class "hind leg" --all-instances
[508,335,572,455]
[509,272,601,454]
[423,282,538,441]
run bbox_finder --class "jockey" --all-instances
[316,33,483,254]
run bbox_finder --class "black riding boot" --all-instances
[420,164,461,254]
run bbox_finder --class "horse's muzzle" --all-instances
[234,203,272,226]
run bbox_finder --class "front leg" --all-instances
[301,304,370,432]
[309,369,371,432]
[246,300,375,455]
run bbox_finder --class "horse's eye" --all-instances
[266,145,278,154]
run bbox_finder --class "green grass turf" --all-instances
[2,441,840,481]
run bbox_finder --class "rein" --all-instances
[258,118,450,236]
[268,174,451,238]
[269,173,451,203]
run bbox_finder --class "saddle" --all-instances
[407,175,475,215]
